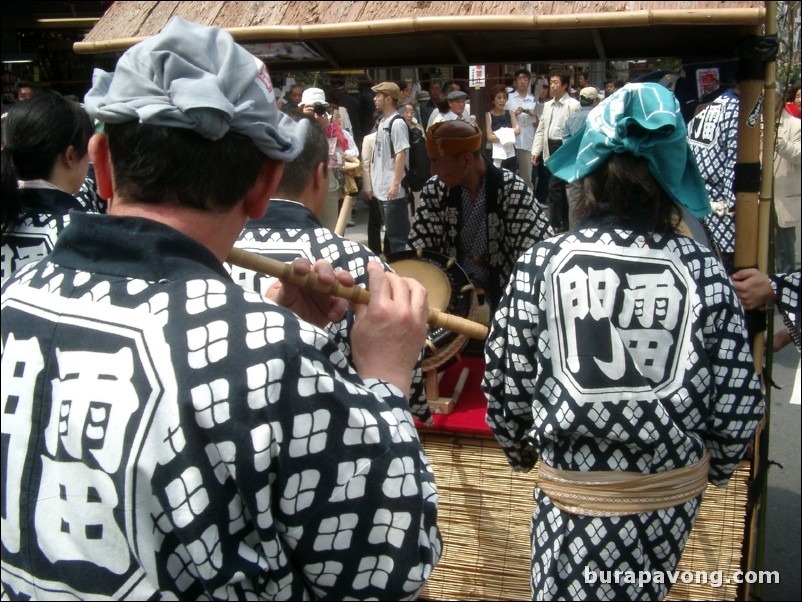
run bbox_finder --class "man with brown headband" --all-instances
[408,119,551,310]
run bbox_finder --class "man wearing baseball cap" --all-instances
[0,17,441,601]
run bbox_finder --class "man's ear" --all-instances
[312,161,327,194]
[308,161,329,217]
[244,159,284,220]
[88,134,114,200]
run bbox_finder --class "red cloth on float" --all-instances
[785,102,801,119]
[414,356,494,437]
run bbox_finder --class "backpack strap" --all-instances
[385,114,404,157]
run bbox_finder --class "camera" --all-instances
[313,103,328,116]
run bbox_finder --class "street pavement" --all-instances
[760,317,801,601]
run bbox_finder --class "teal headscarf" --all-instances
[546,83,710,218]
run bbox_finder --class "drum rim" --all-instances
[386,249,478,372]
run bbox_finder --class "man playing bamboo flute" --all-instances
[483,83,764,601]
[0,17,441,601]
[228,120,431,424]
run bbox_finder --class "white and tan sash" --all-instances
[537,450,710,517]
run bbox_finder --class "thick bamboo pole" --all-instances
[733,79,764,272]
[733,15,773,376]
[749,6,776,599]
[73,8,765,54]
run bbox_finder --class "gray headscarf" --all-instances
[84,17,307,161]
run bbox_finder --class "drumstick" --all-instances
[227,247,489,340]
[451,367,470,404]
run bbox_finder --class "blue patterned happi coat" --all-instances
[1,212,441,601]
[484,212,764,600]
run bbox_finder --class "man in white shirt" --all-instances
[368,81,411,254]
[505,68,538,191]
[531,69,580,231]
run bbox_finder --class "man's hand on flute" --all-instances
[267,257,355,328]
[351,263,429,398]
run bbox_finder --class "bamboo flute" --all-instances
[227,247,489,340]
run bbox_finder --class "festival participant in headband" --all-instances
[229,119,432,424]
[0,17,441,601]
[408,119,551,311]
[687,80,741,273]
[484,83,764,600]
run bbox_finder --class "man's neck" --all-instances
[273,190,322,217]
[463,157,486,200]
[110,201,246,263]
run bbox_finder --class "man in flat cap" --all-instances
[368,80,412,254]
[0,17,441,601]
[426,81,471,129]
[441,90,470,122]
[408,119,551,310]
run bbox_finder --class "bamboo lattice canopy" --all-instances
[74,1,766,69]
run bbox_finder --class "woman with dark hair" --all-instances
[1,91,95,284]
[484,83,764,601]
[484,84,519,171]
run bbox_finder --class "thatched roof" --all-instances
[75,1,767,69]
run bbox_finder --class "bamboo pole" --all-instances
[333,194,355,236]
[750,6,777,600]
[732,81,766,564]
[759,6,777,274]
[733,19,770,374]
[73,8,766,54]
[733,80,764,271]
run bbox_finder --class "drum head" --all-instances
[386,250,472,318]
[389,258,452,311]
